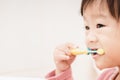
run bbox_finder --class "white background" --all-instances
[0,0,99,80]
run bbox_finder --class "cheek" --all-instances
[85,37,88,46]
[100,35,120,52]
[99,27,120,49]
[100,33,120,62]
[106,41,120,57]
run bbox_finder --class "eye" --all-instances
[85,26,90,30]
[96,24,105,28]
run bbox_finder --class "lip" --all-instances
[91,51,105,60]
[91,54,100,59]
[88,48,100,59]
[88,47,98,50]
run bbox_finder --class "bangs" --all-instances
[81,0,120,20]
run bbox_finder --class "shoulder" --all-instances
[97,67,119,80]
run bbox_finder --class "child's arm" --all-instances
[45,43,77,80]
[54,43,76,75]
[45,68,73,80]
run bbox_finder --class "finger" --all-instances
[65,42,79,49]
[54,52,70,60]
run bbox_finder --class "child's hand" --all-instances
[54,43,77,75]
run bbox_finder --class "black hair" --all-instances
[81,0,120,20]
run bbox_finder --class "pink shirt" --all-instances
[45,67,119,80]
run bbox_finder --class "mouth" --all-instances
[92,52,98,55]
[88,48,98,55]
[88,48,105,56]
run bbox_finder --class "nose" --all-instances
[86,31,98,44]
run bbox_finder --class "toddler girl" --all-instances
[46,0,120,80]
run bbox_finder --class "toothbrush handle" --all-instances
[70,49,87,55]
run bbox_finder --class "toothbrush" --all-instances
[70,48,104,55]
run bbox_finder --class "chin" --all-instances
[96,65,105,70]
[95,63,110,70]
[96,63,116,70]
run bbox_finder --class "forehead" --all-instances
[83,0,111,20]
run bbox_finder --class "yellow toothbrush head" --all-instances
[97,48,105,55]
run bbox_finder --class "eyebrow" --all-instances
[99,13,107,18]
[83,13,107,21]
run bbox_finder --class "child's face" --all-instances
[83,3,120,69]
